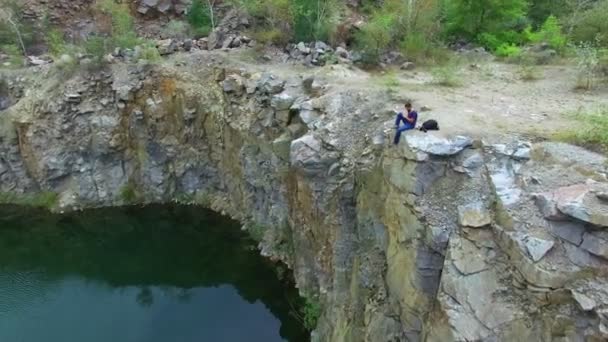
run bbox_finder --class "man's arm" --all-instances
[404,112,415,123]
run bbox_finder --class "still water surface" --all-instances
[0,205,307,342]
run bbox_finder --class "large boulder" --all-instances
[458,202,492,228]
[290,134,339,176]
[552,182,608,227]
[257,74,285,94]
[406,133,473,156]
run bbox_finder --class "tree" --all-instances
[0,5,26,56]
[444,0,529,49]
[528,0,571,27]
[188,0,215,30]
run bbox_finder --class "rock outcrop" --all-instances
[1,54,608,342]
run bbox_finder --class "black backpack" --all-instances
[420,120,439,133]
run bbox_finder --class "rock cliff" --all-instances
[1,55,608,341]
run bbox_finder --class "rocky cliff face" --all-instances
[1,56,608,341]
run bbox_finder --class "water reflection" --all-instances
[0,205,307,342]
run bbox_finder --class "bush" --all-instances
[47,29,67,56]
[356,0,442,64]
[188,0,212,32]
[84,35,109,66]
[97,0,141,49]
[555,106,608,152]
[445,0,528,51]
[235,0,340,44]
[431,60,461,87]
[355,12,394,63]
[573,42,600,90]
[0,191,58,209]
[569,0,608,47]
[529,15,567,53]
[161,21,191,39]
[251,28,290,45]
[495,43,522,58]
[0,43,23,67]
[301,298,321,330]
[137,41,161,63]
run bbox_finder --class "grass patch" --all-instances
[247,222,266,242]
[0,191,58,209]
[301,297,321,330]
[431,60,461,87]
[553,106,608,152]
[119,182,139,204]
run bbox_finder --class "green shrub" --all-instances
[301,298,321,330]
[569,0,608,47]
[431,60,461,87]
[137,41,161,63]
[0,191,58,209]
[84,35,109,65]
[119,182,139,204]
[573,42,600,90]
[355,12,393,63]
[554,106,608,152]
[187,0,215,34]
[47,29,67,56]
[529,15,567,53]
[251,28,290,45]
[162,21,190,39]
[97,0,141,49]
[445,0,528,51]
[0,43,23,67]
[495,43,522,58]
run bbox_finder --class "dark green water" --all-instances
[0,205,308,342]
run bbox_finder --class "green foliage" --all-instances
[529,15,567,53]
[137,41,161,63]
[0,191,58,209]
[235,0,339,44]
[0,43,23,67]
[162,21,191,39]
[251,28,290,45]
[495,43,522,58]
[187,0,212,32]
[47,29,67,56]
[517,54,542,80]
[431,59,461,86]
[569,0,608,47]
[300,298,321,330]
[445,0,529,50]
[554,106,608,152]
[291,0,341,42]
[355,12,394,62]
[573,41,601,90]
[97,0,141,49]
[119,182,139,204]
[84,35,109,65]
[528,0,571,28]
[356,0,442,63]
[248,223,266,242]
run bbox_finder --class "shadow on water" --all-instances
[0,204,309,342]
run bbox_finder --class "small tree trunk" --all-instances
[207,0,215,30]
[5,13,27,56]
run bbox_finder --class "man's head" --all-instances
[405,102,412,113]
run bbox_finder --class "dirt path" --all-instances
[322,61,608,140]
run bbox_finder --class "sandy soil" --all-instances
[330,61,608,141]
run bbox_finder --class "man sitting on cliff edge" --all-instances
[393,102,418,145]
